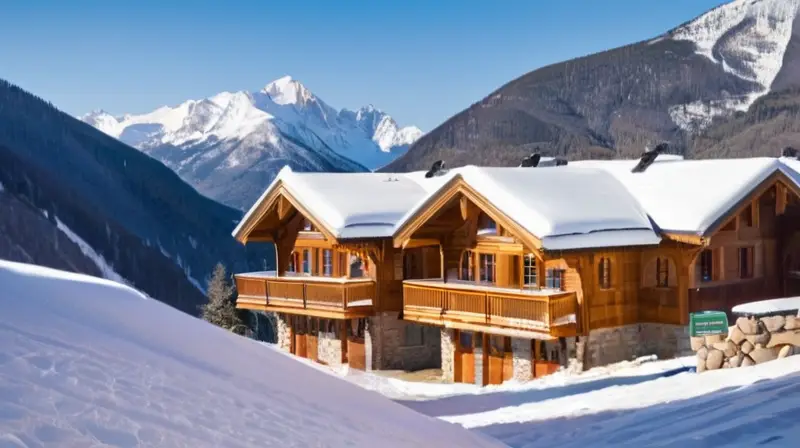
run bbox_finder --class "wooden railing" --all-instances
[234,274,375,312]
[403,281,577,334]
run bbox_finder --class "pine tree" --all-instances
[201,263,244,334]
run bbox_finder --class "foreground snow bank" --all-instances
[0,260,500,448]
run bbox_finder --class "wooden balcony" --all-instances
[234,272,376,319]
[402,279,578,339]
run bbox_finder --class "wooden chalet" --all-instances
[231,153,800,386]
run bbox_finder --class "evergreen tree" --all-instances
[201,263,244,334]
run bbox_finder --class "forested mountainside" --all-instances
[82,76,422,210]
[385,0,800,171]
[0,79,269,314]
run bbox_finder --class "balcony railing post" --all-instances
[264,279,269,306]
[303,283,307,309]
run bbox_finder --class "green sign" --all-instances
[689,311,729,337]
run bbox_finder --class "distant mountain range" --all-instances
[81,76,423,209]
[0,79,268,314]
[386,0,800,171]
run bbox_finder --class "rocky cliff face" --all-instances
[386,0,800,172]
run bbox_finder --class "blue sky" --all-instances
[0,0,728,131]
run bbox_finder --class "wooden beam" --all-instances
[402,238,441,249]
[277,195,291,220]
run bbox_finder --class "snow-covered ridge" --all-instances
[80,76,423,170]
[669,0,800,131]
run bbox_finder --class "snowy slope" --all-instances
[81,76,422,209]
[0,259,499,448]
[669,0,800,131]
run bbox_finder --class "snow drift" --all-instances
[0,260,498,447]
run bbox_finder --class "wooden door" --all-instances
[295,317,308,359]
[487,335,506,385]
[347,318,367,370]
[502,337,514,382]
[307,318,319,362]
[455,330,475,384]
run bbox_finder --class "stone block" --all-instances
[737,317,758,335]
[696,356,707,373]
[761,315,786,333]
[697,345,709,360]
[766,330,800,348]
[741,340,754,354]
[706,349,724,370]
[729,325,746,345]
[729,353,743,368]
[785,315,799,331]
[511,337,534,382]
[745,331,770,347]
[741,355,755,367]
[691,336,706,351]
[440,329,455,383]
[749,347,779,364]
[778,345,793,359]
[705,334,725,345]
[712,340,738,358]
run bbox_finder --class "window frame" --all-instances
[322,249,333,277]
[699,249,713,283]
[479,253,496,284]
[302,248,312,275]
[523,254,538,288]
[739,246,754,279]
[460,250,475,281]
[598,257,611,290]
[545,268,564,290]
[656,257,669,287]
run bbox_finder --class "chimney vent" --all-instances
[631,142,668,173]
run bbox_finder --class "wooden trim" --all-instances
[704,172,800,238]
[234,181,340,245]
[403,238,441,249]
[661,232,705,246]
[393,176,542,251]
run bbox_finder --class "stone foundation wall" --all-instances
[367,313,441,371]
[441,329,456,382]
[511,337,533,382]
[317,322,343,369]
[694,315,800,372]
[276,313,292,352]
[586,323,691,369]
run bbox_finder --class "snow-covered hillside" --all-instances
[0,259,498,448]
[668,0,800,131]
[81,76,422,209]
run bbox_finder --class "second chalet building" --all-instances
[231,152,800,386]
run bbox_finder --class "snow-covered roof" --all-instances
[234,155,800,249]
[731,297,800,316]
[233,166,434,240]
[573,156,799,235]
[428,166,661,250]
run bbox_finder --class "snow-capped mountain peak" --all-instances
[80,76,423,209]
[668,0,800,131]
[262,75,315,107]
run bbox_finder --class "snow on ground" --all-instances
[298,350,800,447]
[0,260,501,448]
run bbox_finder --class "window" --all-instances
[350,255,365,278]
[288,251,298,272]
[322,249,333,276]
[699,249,713,282]
[523,254,538,288]
[656,257,669,287]
[740,205,753,227]
[477,213,498,236]
[302,218,313,231]
[403,252,417,279]
[302,249,311,275]
[740,247,754,279]
[459,331,473,349]
[479,253,495,283]
[546,269,563,290]
[460,250,474,281]
[350,318,366,339]
[404,325,424,346]
[598,257,611,289]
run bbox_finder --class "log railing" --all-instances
[234,274,375,311]
[403,281,577,333]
